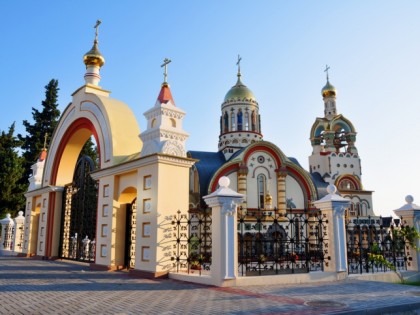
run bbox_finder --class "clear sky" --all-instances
[1,1,419,217]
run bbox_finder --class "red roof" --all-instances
[38,148,47,162]
[157,83,175,106]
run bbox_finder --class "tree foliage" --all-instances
[18,79,61,181]
[0,123,26,218]
[79,136,99,170]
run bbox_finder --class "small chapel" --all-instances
[17,22,380,279]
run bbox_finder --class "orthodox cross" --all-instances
[236,54,242,75]
[43,133,48,150]
[94,20,101,42]
[324,64,330,81]
[161,58,171,83]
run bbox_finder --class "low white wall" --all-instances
[169,271,348,287]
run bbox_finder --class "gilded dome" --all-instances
[224,75,256,102]
[321,80,337,98]
[83,41,105,67]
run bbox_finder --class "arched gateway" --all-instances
[23,22,194,277]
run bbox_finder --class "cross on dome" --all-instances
[161,58,171,83]
[236,54,242,77]
[324,64,330,81]
[94,20,101,43]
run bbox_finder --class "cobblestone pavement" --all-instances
[1,257,420,315]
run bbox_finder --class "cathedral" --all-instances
[19,22,378,277]
[189,63,374,221]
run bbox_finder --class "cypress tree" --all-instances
[18,79,61,182]
[0,123,26,218]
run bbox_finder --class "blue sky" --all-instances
[1,1,419,217]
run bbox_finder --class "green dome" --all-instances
[224,75,256,102]
[321,80,337,97]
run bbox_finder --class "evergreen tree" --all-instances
[79,136,99,170]
[18,79,61,181]
[0,123,26,218]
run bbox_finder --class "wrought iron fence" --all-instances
[170,207,329,277]
[346,216,408,274]
[238,208,328,276]
[171,209,212,275]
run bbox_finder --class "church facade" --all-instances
[21,23,377,277]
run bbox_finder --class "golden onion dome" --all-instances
[321,80,337,98]
[224,74,256,102]
[83,40,105,67]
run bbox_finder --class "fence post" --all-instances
[13,211,25,253]
[394,195,420,272]
[313,185,350,274]
[0,214,15,255]
[203,176,244,286]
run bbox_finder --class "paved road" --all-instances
[1,256,420,314]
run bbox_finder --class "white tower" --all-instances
[28,134,48,191]
[140,58,189,157]
[218,56,262,159]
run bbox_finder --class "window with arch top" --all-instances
[257,174,266,209]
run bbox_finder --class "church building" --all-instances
[21,22,377,277]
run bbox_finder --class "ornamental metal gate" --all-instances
[238,208,328,276]
[59,155,98,262]
[346,216,408,274]
[170,208,328,276]
[124,199,137,269]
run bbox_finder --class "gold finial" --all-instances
[43,133,48,150]
[94,20,101,43]
[161,58,172,84]
[236,54,242,77]
[324,64,330,81]
[83,20,105,68]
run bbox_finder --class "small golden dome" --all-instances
[321,80,337,98]
[224,74,256,102]
[83,40,105,67]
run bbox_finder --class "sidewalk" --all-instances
[0,256,420,314]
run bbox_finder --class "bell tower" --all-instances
[218,56,262,159]
[309,66,361,185]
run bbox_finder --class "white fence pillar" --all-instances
[394,195,420,272]
[203,177,244,286]
[313,185,350,273]
[13,211,25,253]
[0,214,15,255]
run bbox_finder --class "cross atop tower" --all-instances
[236,54,242,76]
[161,58,171,83]
[324,64,330,81]
[43,133,48,150]
[94,20,101,43]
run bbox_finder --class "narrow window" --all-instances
[237,110,243,131]
[224,112,229,133]
[257,174,266,209]
[231,112,236,131]
[244,111,249,130]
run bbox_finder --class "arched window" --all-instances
[237,110,243,131]
[151,118,157,128]
[223,112,229,133]
[251,110,256,131]
[339,179,356,190]
[231,112,236,131]
[170,118,176,128]
[244,111,249,131]
[257,174,266,209]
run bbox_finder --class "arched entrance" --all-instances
[58,155,98,262]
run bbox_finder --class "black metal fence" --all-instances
[171,207,329,276]
[346,216,408,274]
[238,208,328,276]
[171,209,212,275]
